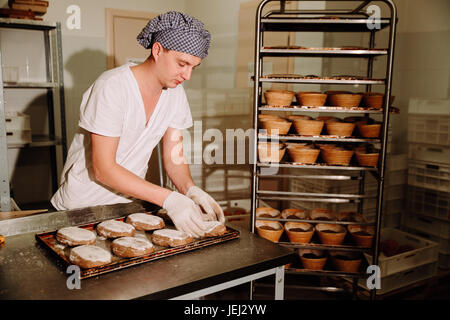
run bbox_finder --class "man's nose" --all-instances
[181,67,193,81]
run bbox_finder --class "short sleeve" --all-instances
[78,79,125,137]
[168,85,193,130]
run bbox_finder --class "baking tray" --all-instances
[35,216,240,279]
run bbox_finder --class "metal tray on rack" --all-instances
[35,218,240,279]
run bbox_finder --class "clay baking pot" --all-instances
[321,148,354,166]
[298,248,328,270]
[296,92,327,107]
[357,123,382,138]
[287,144,321,164]
[347,225,375,247]
[281,208,309,220]
[264,89,295,106]
[292,118,324,136]
[330,251,362,273]
[337,211,365,223]
[355,151,379,167]
[324,121,356,137]
[255,220,284,243]
[256,207,281,219]
[258,142,286,163]
[316,223,347,245]
[328,93,363,108]
[259,119,292,135]
[309,208,336,221]
[285,221,314,244]
[362,92,396,109]
[258,114,283,121]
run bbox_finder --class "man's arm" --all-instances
[161,127,194,195]
[162,127,225,223]
[90,133,171,206]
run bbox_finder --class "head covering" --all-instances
[137,11,211,59]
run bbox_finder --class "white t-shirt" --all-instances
[51,63,193,210]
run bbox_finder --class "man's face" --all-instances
[155,47,202,88]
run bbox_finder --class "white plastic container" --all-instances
[358,261,438,295]
[408,144,450,166]
[6,130,32,145]
[364,228,439,277]
[403,212,450,240]
[407,98,450,147]
[408,160,450,193]
[4,111,31,131]
[403,227,450,255]
[407,185,450,221]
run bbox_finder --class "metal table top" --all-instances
[0,204,294,300]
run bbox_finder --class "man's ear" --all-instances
[151,42,164,61]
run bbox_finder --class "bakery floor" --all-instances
[202,269,450,300]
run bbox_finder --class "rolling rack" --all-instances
[250,0,397,299]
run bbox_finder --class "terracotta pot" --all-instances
[321,148,354,166]
[362,92,395,109]
[255,220,284,243]
[298,249,328,270]
[328,93,363,108]
[355,151,379,167]
[292,119,324,136]
[264,89,295,106]
[287,145,321,164]
[258,142,286,163]
[330,251,362,273]
[325,121,356,137]
[296,92,327,107]
[316,223,347,245]
[347,225,375,247]
[337,211,365,223]
[285,221,314,244]
[259,119,292,135]
[357,123,381,138]
[309,208,336,221]
[256,207,281,218]
[281,208,308,220]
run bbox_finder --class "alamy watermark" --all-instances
[366,5,382,30]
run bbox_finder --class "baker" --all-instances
[51,11,224,238]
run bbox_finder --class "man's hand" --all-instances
[163,191,207,238]
[186,186,225,223]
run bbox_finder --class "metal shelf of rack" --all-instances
[260,48,388,57]
[3,81,58,88]
[257,162,378,171]
[0,19,67,212]
[261,17,392,32]
[259,77,385,85]
[258,133,380,143]
[259,106,385,114]
[250,0,398,300]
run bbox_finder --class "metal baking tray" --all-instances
[35,217,240,279]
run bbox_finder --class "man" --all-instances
[51,11,224,238]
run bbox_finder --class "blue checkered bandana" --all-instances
[137,11,211,59]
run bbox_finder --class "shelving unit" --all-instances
[250,0,397,299]
[0,18,67,212]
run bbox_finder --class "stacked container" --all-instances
[403,98,450,269]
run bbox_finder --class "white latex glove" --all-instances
[162,191,207,238]
[186,186,225,223]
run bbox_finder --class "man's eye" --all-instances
[179,63,186,67]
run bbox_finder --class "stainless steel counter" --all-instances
[0,203,294,300]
